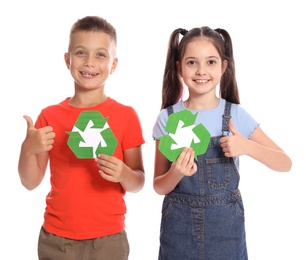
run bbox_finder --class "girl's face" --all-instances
[64,31,118,91]
[177,38,227,98]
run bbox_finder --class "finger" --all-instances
[43,127,55,137]
[23,115,35,130]
[219,135,228,144]
[229,120,239,135]
[189,149,195,163]
[179,147,190,162]
[97,153,113,163]
[183,148,194,165]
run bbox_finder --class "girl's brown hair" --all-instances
[161,26,239,109]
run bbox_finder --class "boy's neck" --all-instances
[69,92,108,108]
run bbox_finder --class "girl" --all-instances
[152,27,291,260]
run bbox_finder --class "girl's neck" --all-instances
[183,96,219,110]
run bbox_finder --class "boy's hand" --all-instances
[96,154,127,183]
[23,115,55,154]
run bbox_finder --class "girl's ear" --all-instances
[176,61,182,77]
[222,60,228,74]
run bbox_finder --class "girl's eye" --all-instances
[187,60,196,65]
[208,60,216,65]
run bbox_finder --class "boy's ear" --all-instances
[110,58,118,74]
[64,53,71,69]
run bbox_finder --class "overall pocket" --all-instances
[206,157,231,189]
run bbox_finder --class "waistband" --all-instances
[165,190,241,207]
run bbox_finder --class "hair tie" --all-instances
[180,29,188,36]
[214,28,224,40]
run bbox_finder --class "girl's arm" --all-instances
[220,120,292,172]
[153,141,197,195]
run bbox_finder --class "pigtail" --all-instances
[161,29,185,109]
[215,28,240,104]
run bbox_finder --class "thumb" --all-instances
[229,120,239,135]
[23,115,35,130]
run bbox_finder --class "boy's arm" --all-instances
[96,146,145,193]
[120,146,145,192]
[18,115,55,190]
[18,151,48,190]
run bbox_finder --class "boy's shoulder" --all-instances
[40,98,69,111]
[39,97,137,115]
[107,97,136,111]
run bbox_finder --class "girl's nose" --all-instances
[196,64,206,75]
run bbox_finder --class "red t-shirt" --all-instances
[35,97,145,239]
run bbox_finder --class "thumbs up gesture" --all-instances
[23,115,56,154]
[220,120,248,157]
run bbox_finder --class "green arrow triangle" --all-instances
[158,110,211,162]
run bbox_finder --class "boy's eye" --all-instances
[76,50,86,55]
[97,53,106,58]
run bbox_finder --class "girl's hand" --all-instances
[220,120,248,157]
[171,147,197,177]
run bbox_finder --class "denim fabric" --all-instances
[158,102,248,260]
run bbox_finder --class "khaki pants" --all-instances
[38,227,129,260]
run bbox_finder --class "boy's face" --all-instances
[64,31,118,91]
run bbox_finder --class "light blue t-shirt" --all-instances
[152,98,259,140]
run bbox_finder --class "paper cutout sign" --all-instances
[67,111,118,158]
[158,110,211,162]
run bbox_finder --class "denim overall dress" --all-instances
[158,101,248,260]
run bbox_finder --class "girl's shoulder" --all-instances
[229,101,259,139]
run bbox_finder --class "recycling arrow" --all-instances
[158,109,210,162]
[67,111,118,158]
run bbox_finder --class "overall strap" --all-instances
[222,101,232,136]
[167,103,232,135]
[167,106,174,116]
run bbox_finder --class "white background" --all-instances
[1,0,305,259]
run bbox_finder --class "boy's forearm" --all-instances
[121,169,145,193]
[18,149,47,190]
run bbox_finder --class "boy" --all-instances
[18,16,145,260]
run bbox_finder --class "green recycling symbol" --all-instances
[67,111,118,159]
[157,110,211,162]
